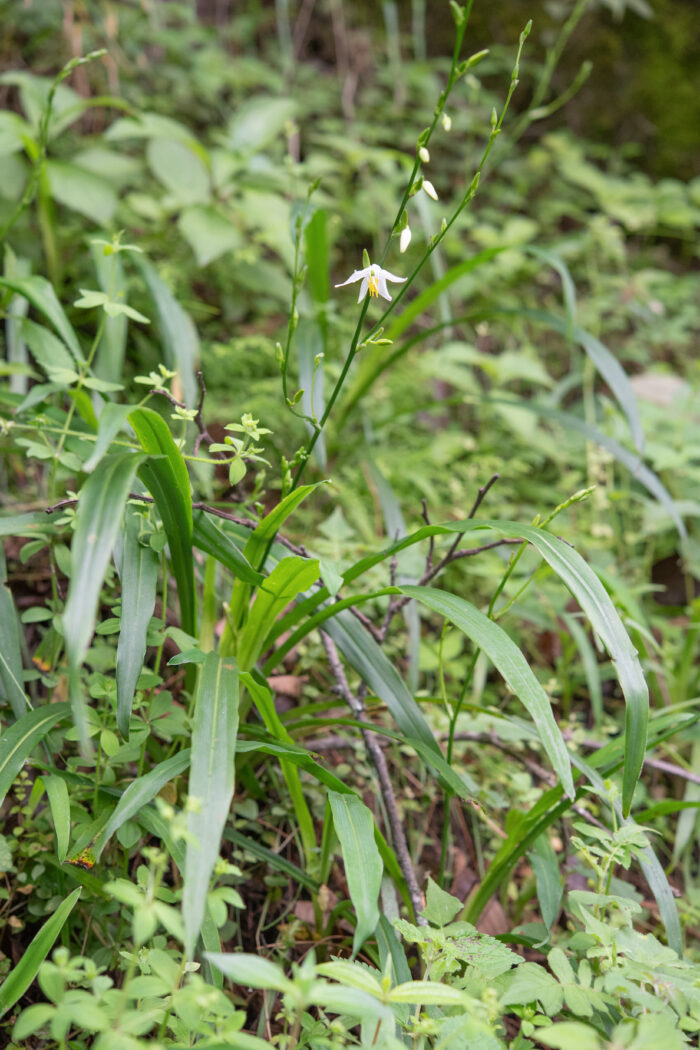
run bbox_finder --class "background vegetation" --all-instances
[0,1,698,1047]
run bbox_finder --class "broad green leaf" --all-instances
[129,407,196,636]
[529,834,563,933]
[184,652,239,958]
[43,774,71,863]
[146,138,210,204]
[0,887,81,1017]
[421,876,462,927]
[226,96,295,151]
[46,159,117,224]
[0,275,83,363]
[401,585,573,796]
[62,453,144,744]
[19,318,75,378]
[205,952,293,993]
[116,507,159,737]
[237,556,320,671]
[133,257,198,407]
[192,511,263,586]
[178,205,241,266]
[0,548,27,717]
[388,982,470,1006]
[0,703,70,807]
[96,749,191,859]
[329,791,383,957]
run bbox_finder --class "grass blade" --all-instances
[62,452,144,745]
[184,652,239,958]
[329,791,383,957]
[0,547,28,717]
[400,585,574,798]
[0,887,81,1017]
[192,510,263,585]
[236,556,319,670]
[116,506,159,737]
[134,256,198,406]
[129,407,196,635]
[0,703,70,806]
[482,522,648,815]
[43,774,70,863]
[96,749,191,859]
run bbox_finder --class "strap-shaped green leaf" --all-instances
[184,652,239,958]
[129,407,196,635]
[116,506,159,737]
[0,887,81,1017]
[400,585,574,799]
[0,703,70,807]
[62,452,144,743]
[236,556,319,670]
[329,792,383,957]
[96,749,191,859]
[192,510,263,585]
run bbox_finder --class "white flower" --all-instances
[335,262,406,303]
[422,179,438,201]
[399,226,412,253]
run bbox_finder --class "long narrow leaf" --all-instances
[236,556,319,670]
[0,887,81,1017]
[96,749,191,859]
[329,791,383,957]
[134,256,198,406]
[44,774,71,863]
[481,522,648,815]
[0,703,70,806]
[116,506,159,737]
[192,510,263,585]
[129,407,196,635]
[0,548,28,717]
[62,453,144,744]
[184,652,239,958]
[400,585,574,798]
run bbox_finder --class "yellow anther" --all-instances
[368,273,379,297]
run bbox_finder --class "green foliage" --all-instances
[0,0,698,1047]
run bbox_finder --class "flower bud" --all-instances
[418,146,430,164]
[399,226,412,253]
[422,179,438,201]
[441,111,452,132]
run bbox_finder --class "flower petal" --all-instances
[357,277,369,302]
[376,274,393,301]
[335,267,370,287]
[399,227,412,253]
[379,269,406,283]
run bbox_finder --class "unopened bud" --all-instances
[399,226,412,253]
[418,146,430,164]
[422,179,438,201]
[441,111,452,132]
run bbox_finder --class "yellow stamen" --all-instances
[368,273,379,297]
